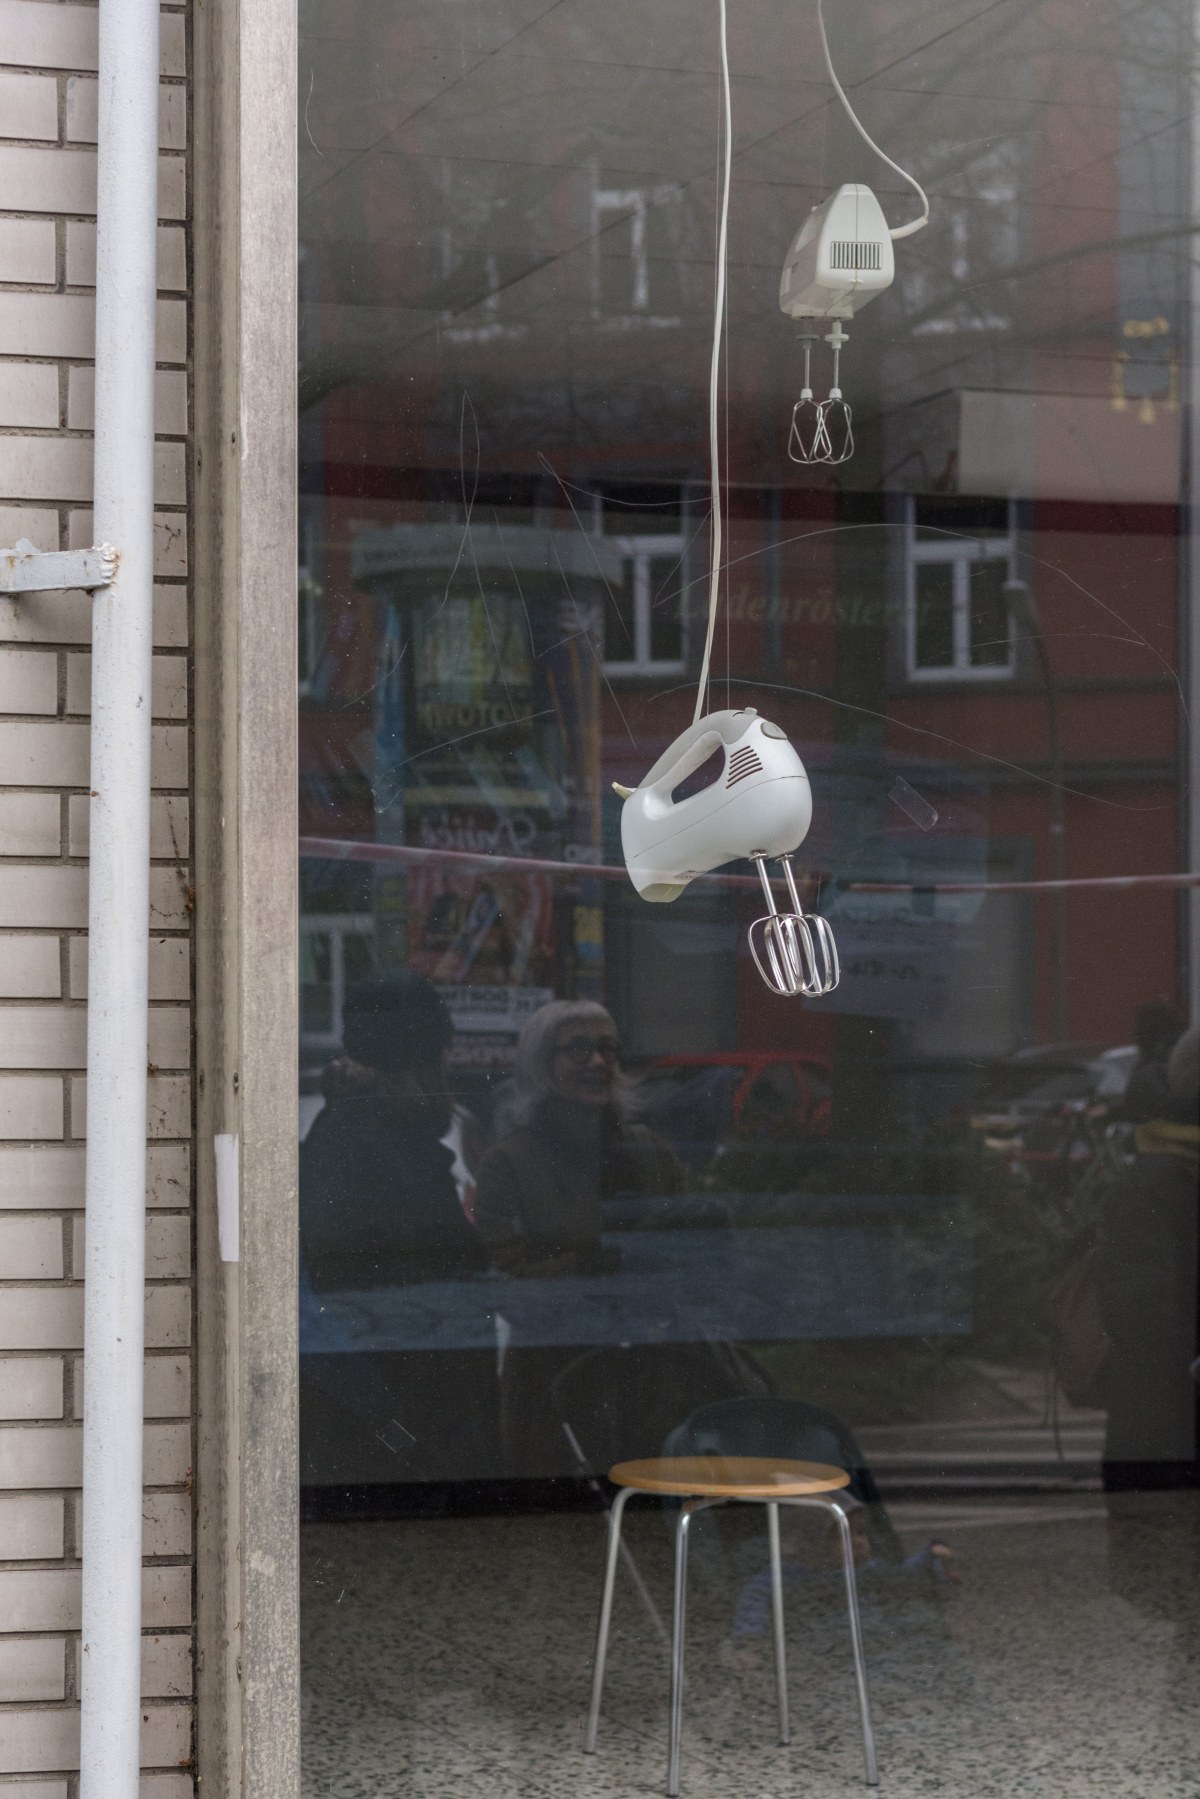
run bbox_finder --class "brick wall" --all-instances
[0,2,194,1793]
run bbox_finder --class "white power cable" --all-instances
[816,0,929,240]
[693,0,732,725]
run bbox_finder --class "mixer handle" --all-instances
[634,708,759,797]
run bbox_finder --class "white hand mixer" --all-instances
[614,708,838,998]
[778,1,929,466]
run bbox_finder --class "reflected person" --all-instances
[475,999,684,1277]
[301,972,489,1290]
[474,1000,684,1477]
[1121,1000,1186,1126]
[1100,1023,1200,1487]
[299,973,501,1485]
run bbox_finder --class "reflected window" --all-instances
[592,181,685,325]
[300,914,375,1052]
[905,495,1016,679]
[599,485,687,676]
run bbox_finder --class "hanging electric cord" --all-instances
[695,0,929,717]
[816,0,929,239]
[693,0,732,724]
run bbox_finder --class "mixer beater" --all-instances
[748,854,840,999]
[787,324,854,467]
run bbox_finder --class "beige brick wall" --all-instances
[0,2,194,1792]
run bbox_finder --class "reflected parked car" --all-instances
[971,1043,1136,1137]
[635,1053,832,1172]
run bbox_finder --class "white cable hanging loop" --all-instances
[692,0,732,725]
[816,0,929,240]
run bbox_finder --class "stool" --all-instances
[584,1455,878,1796]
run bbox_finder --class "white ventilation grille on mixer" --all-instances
[726,745,763,788]
[829,239,882,272]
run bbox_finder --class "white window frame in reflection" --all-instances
[591,175,684,330]
[902,143,1018,339]
[594,489,688,679]
[904,495,1017,682]
[300,913,374,1051]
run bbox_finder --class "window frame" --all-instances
[299,912,375,1052]
[594,489,689,680]
[903,494,1018,683]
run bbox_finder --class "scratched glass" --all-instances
[297,2,1200,1792]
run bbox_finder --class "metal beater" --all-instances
[787,323,854,467]
[748,855,840,998]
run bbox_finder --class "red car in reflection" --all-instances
[636,1053,833,1170]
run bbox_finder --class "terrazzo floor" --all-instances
[301,1487,1200,1798]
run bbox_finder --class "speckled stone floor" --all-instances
[301,1490,1200,1798]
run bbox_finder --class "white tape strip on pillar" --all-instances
[215,1133,240,1263]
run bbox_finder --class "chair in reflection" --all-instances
[584,1397,882,1797]
[663,1395,903,1562]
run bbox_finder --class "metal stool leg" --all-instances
[667,1502,697,1798]
[767,1501,790,1745]
[585,1485,634,1753]
[830,1498,879,1786]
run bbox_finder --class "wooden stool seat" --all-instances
[586,1452,877,1796]
[609,1455,850,1501]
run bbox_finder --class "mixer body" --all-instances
[618,709,812,902]
[616,707,840,999]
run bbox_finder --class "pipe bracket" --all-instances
[0,539,117,595]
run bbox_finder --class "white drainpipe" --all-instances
[78,0,160,1790]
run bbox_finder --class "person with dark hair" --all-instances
[1122,1000,1187,1126]
[299,972,502,1485]
[300,972,489,1290]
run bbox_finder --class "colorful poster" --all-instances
[354,522,619,1053]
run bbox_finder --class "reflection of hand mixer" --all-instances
[779,0,929,466]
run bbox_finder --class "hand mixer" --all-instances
[787,320,854,468]
[778,0,929,466]
[610,0,838,999]
[614,709,837,998]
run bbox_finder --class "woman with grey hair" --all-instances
[507,998,633,1128]
[475,999,684,1474]
[476,999,681,1278]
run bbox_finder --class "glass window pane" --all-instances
[915,495,1009,540]
[299,932,332,1038]
[599,486,683,537]
[296,1,1200,1790]
[648,553,684,662]
[914,561,955,667]
[602,566,637,662]
[969,560,1012,666]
